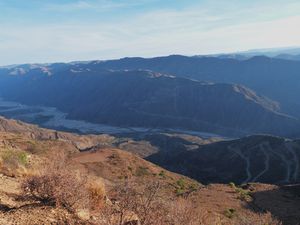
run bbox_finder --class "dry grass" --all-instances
[168,198,208,225]
[0,149,30,177]
[87,178,106,211]
[98,181,217,225]
[18,150,285,225]
[20,149,108,215]
[21,151,89,212]
[236,212,282,225]
[97,181,167,225]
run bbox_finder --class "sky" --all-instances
[0,0,300,65]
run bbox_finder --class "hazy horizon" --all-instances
[1,45,300,67]
[1,0,300,65]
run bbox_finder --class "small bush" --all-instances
[237,189,252,201]
[87,179,106,211]
[175,178,195,196]
[229,183,252,202]
[229,182,236,189]
[105,181,167,225]
[224,208,236,219]
[135,166,150,176]
[158,170,166,178]
[0,150,29,176]
[176,178,186,189]
[2,150,28,167]
[21,151,88,212]
[188,183,199,191]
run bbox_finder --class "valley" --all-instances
[1,57,300,187]
[0,116,299,224]
[115,133,300,185]
[0,64,299,138]
[0,97,222,138]
[0,97,153,134]
[2,1,300,223]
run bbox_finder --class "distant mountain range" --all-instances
[0,53,300,138]
[80,55,300,119]
[204,47,300,61]
[0,63,299,137]
[1,50,300,224]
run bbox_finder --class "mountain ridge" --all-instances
[0,67,299,137]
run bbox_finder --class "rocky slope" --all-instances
[0,116,114,151]
[0,117,299,224]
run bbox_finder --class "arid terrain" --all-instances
[2,1,300,224]
[0,117,299,225]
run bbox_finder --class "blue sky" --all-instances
[0,0,300,65]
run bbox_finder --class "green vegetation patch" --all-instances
[158,170,166,178]
[176,178,186,189]
[174,178,200,196]
[224,208,236,219]
[229,182,252,201]
[1,150,29,168]
[135,166,150,176]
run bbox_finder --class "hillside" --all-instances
[1,116,300,185]
[115,133,300,185]
[0,68,299,138]
[0,117,299,224]
[2,1,300,224]
[0,118,200,224]
[0,116,114,151]
[73,55,300,119]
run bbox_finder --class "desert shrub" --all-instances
[236,188,252,201]
[174,178,198,196]
[87,178,106,211]
[229,183,252,202]
[224,208,236,219]
[0,150,29,176]
[176,178,186,189]
[229,182,236,189]
[175,179,185,195]
[176,188,186,195]
[188,182,199,191]
[101,181,210,225]
[158,170,166,178]
[103,181,167,225]
[21,151,88,212]
[135,166,150,176]
[1,150,28,167]
[22,168,88,211]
